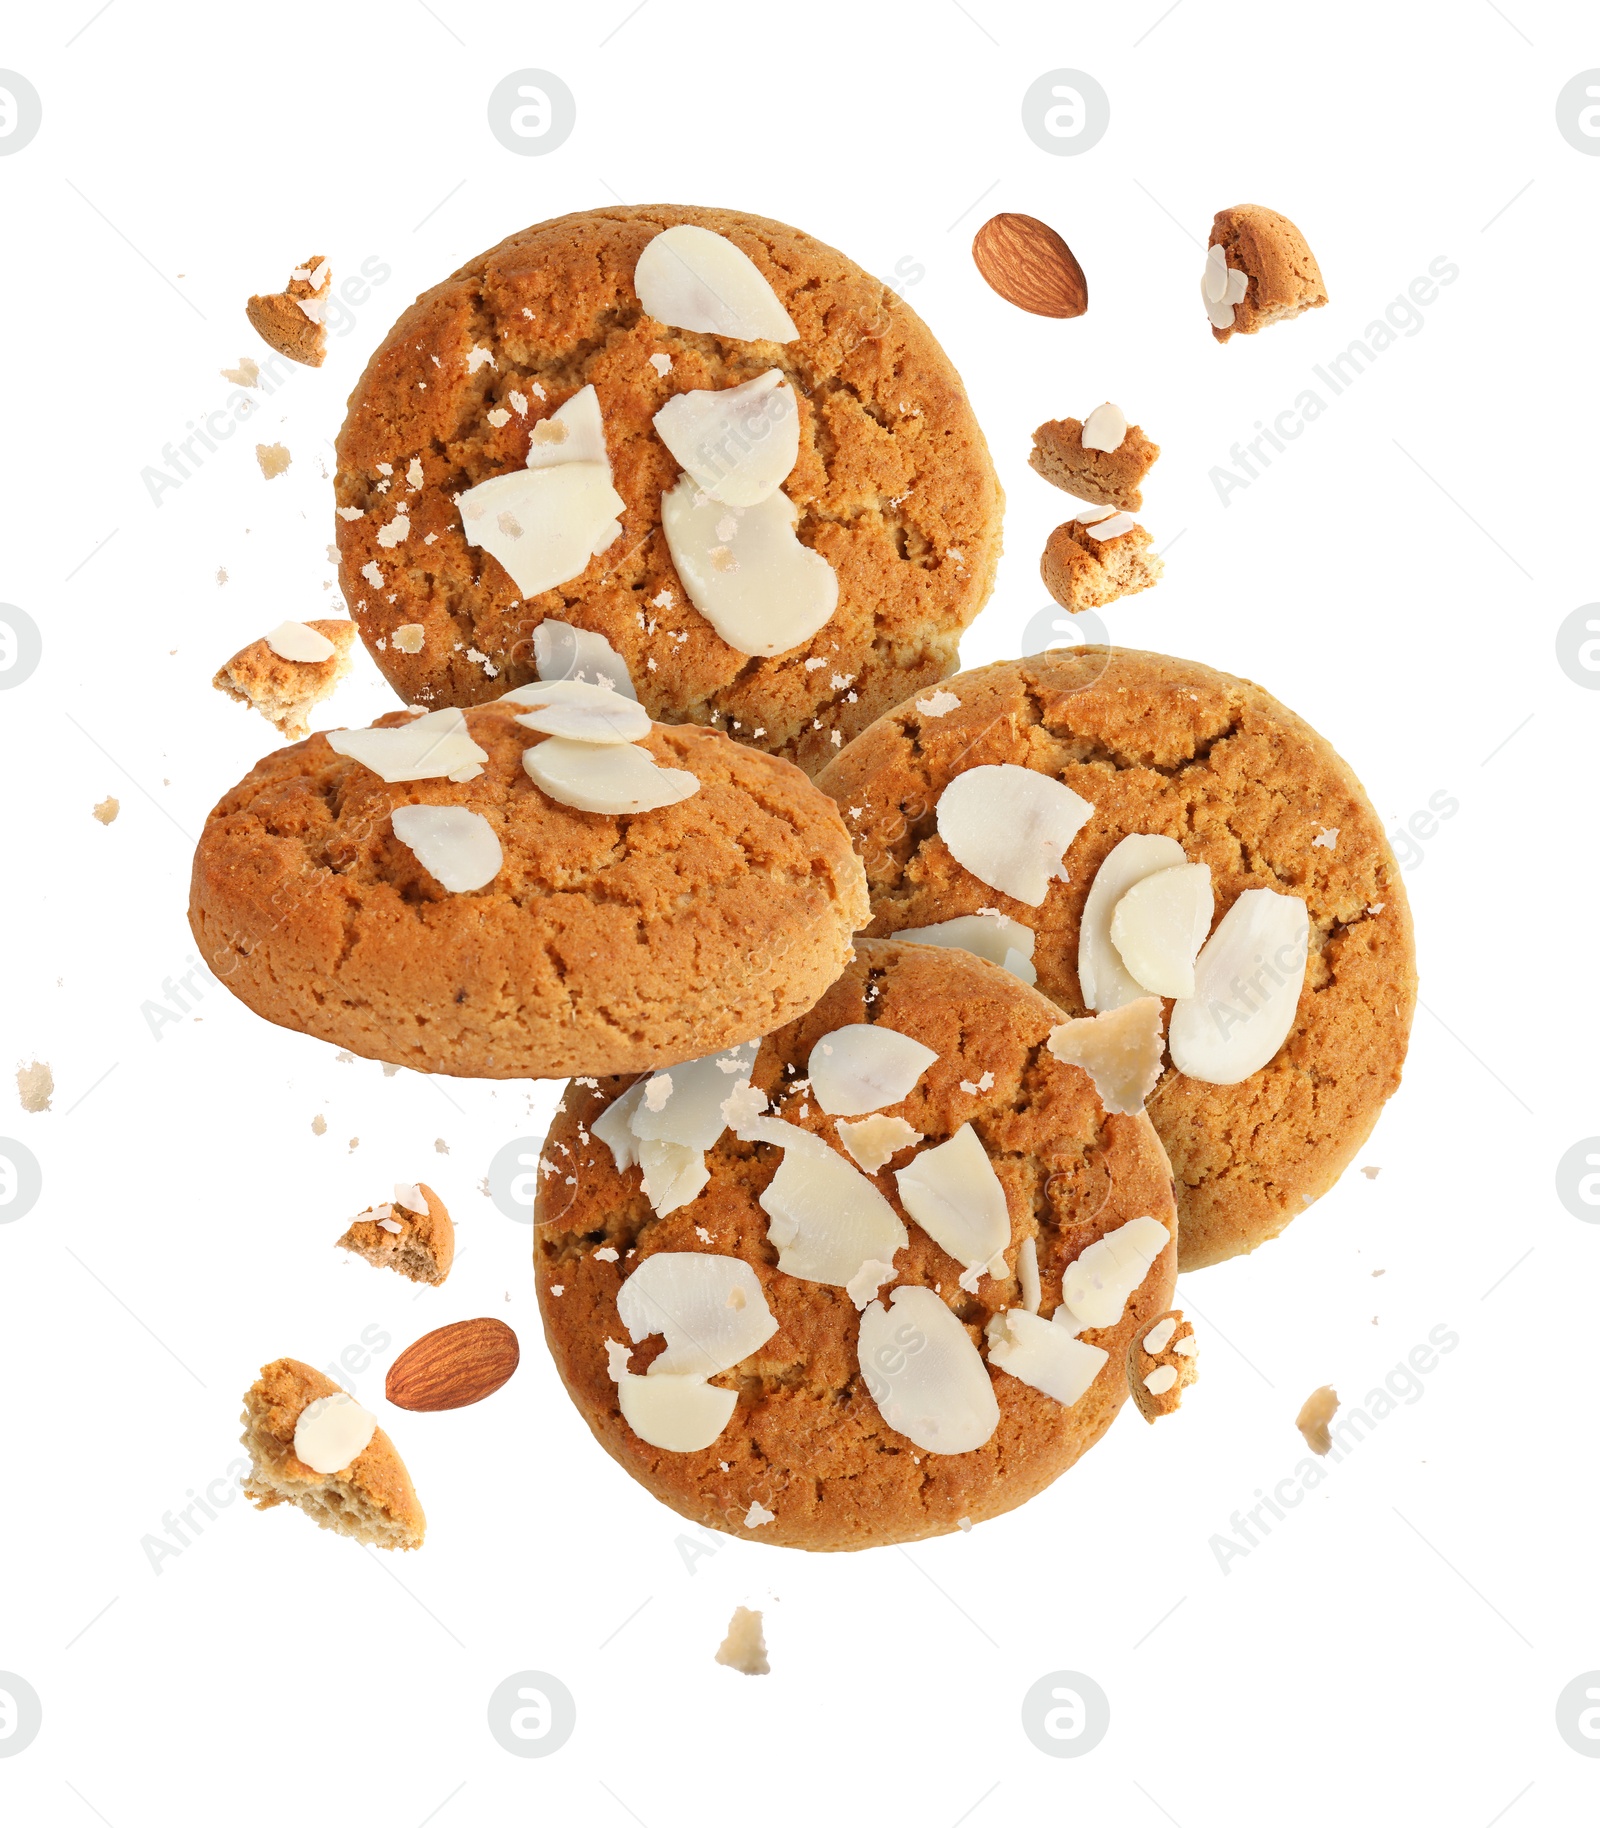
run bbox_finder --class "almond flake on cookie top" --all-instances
[1047,998,1165,1116]
[389,805,503,893]
[889,911,1038,986]
[1108,862,1214,1000]
[325,708,488,783]
[893,1123,1010,1290]
[835,1113,922,1174]
[806,1024,938,1117]
[1077,833,1189,1012]
[294,1392,377,1474]
[985,1310,1107,1408]
[616,1252,777,1379]
[1055,1214,1170,1332]
[936,765,1094,907]
[1168,888,1309,1085]
[265,620,337,663]
[615,1368,737,1452]
[634,224,799,343]
[522,734,699,815]
[653,369,800,507]
[509,678,653,744]
[1080,402,1128,453]
[857,1284,1000,1455]
[733,1114,907,1287]
[1201,242,1251,329]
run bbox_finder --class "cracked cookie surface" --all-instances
[188,699,867,1078]
[814,648,1417,1268]
[335,204,1003,775]
[535,939,1176,1551]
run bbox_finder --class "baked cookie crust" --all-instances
[535,939,1177,1552]
[814,648,1416,1269]
[334,204,1003,775]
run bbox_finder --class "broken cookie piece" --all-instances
[1127,1309,1197,1422]
[1296,1384,1339,1455]
[245,255,332,367]
[1206,206,1327,342]
[212,619,356,741]
[1029,412,1160,512]
[715,1606,770,1676]
[240,1358,425,1550]
[336,1182,454,1286]
[1041,508,1163,614]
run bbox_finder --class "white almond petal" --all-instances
[593,1081,647,1171]
[808,1025,938,1117]
[1083,512,1138,541]
[510,679,652,744]
[1078,834,1189,1011]
[632,1042,760,1151]
[1057,1215,1171,1332]
[326,708,488,783]
[523,384,611,470]
[617,1251,776,1378]
[857,1285,999,1454]
[985,1309,1107,1407]
[1204,282,1236,330]
[1168,888,1309,1084]
[523,737,699,815]
[616,1371,736,1452]
[894,1124,1010,1275]
[1074,502,1118,524]
[1143,1316,1177,1354]
[389,805,502,892]
[457,462,625,598]
[1225,265,1251,304]
[936,765,1094,907]
[653,369,799,507]
[634,225,799,343]
[1109,863,1214,999]
[835,1114,922,1174]
[891,912,1037,984]
[393,1182,426,1214]
[265,620,336,663]
[661,475,836,657]
[525,620,638,700]
[1081,402,1128,453]
[637,1138,710,1217]
[1048,998,1164,1115]
[293,1392,376,1474]
[1018,1236,1041,1315]
[845,1258,898,1310]
[1203,243,1229,303]
[738,1116,907,1286]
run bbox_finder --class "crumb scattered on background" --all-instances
[16,1061,53,1113]
[221,357,260,387]
[715,1607,769,1676]
[216,567,228,586]
[348,1136,359,1151]
[335,1051,354,1064]
[382,1063,400,1078]
[255,443,290,480]
[1296,1386,1339,1455]
[435,1138,449,1153]
[311,1115,326,1136]
[478,1177,490,1197]
[1361,1166,1381,1179]
[1371,1268,1386,1278]
[92,797,119,825]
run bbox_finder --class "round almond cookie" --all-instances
[189,696,868,1079]
[334,204,1003,776]
[813,647,1417,1270]
[534,938,1177,1552]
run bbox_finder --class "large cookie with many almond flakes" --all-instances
[535,938,1177,1552]
[334,204,1003,776]
[814,647,1417,1269]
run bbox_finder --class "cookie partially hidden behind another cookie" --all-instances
[337,1182,454,1285]
[213,619,356,741]
[240,1359,425,1550]
[1205,205,1326,342]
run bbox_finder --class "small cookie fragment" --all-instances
[212,619,356,741]
[1207,206,1327,343]
[255,442,291,480]
[1127,1310,1197,1423]
[245,255,331,367]
[15,1060,52,1113]
[714,1606,770,1676]
[1041,512,1163,614]
[337,1182,454,1286]
[240,1358,425,1550]
[1029,415,1160,512]
[1296,1384,1339,1455]
[92,797,120,825]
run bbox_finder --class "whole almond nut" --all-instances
[971,213,1087,319]
[386,1317,520,1412]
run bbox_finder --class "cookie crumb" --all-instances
[1296,1385,1339,1455]
[1361,1165,1381,1179]
[348,1136,359,1151]
[714,1606,769,1676]
[255,443,291,480]
[92,797,120,825]
[311,1114,327,1135]
[743,1500,775,1529]
[220,357,260,388]
[435,1138,449,1153]
[16,1060,53,1113]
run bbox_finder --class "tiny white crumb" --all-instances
[916,689,961,717]
[649,352,673,375]
[593,1246,619,1263]
[1312,827,1339,850]
[714,1606,769,1676]
[743,1501,775,1528]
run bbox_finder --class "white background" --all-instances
[2,2,1597,1822]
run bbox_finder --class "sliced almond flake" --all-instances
[894,1124,1009,1277]
[1074,503,1118,524]
[458,461,624,597]
[1144,1365,1178,1395]
[632,1043,759,1151]
[1312,826,1339,850]
[511,678,652,744]
[857,1285,999,1454]
[1078,834,1189,1012]
[937,766,1094,908]
[616,1370,736,1452]
[914,689,961,717]
[1109,863,1214,999]
[1172,1334,1198,1357]
[1018,1236,1041,1315]
[744,1500,775,1528]
[735,1116,906,1286]
[890,911,1037,986]
[376,511,410,548]
[390,805,502,892]
[617,1252,776,1377]
[523,736,698,815]
[293,1393,376,1474]
[1143,1316,1178,1355]
[326,708,487,783]
[1083,511,1138,541]
[653,368,799,507]
[807,1024,937,1117]
[376,1217,404,1234]
[634,224,798,342]
[1081,402,1128,453]
[985,1309,1107,1407]
[593,1081,647,1171]
[1168,889,1308,1084]
[835,1114,922,1174]
[638,1138,709,1216]
[264,620,336,663]
[845,1257,898,1310]
[1056,1215,1170,1332]
[465,344,496,372]
[1047,997,1165,1115]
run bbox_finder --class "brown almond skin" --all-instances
[971,214,1087,318]
[386,1318,521,1412]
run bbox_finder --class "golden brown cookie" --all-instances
[334,204,1003,775]
[189,698,868,1078]
[240,1358,424,1550]
[1029,416,1159,511]
[814,649,1416,1269]
[212,619,356,740]
[337,1182,454,1285]
[245,256,330,367]
[535,939,1177,1551]
[1041,516,1163,614]
[1207,205,1327,342]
